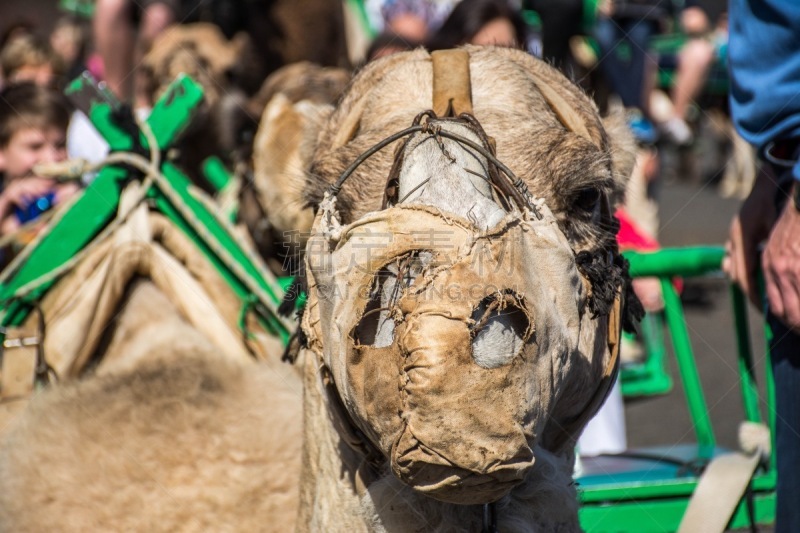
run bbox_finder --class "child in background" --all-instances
[1,31,109,167]
[0,83,80,242]
[0,35,63,89]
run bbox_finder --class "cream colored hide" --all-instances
[0,195,302,532]
[252,94,333,240]
[297,47,628,532]
[249,62,350,270]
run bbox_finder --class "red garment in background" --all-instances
[616,207,683,293]
[616,207,659,252]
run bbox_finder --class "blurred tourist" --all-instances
[0,35,63,89]
[426,0,527,50]
[49,16,91,83]
[0,83,80,247]
[93,0,179,107]
[593,0,673,144]
[660,2,728,145]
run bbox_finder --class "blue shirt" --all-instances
[728,0,800,180]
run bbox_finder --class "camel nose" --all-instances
[470,294,531,368]
[394,120,506,230]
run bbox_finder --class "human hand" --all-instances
[2,177,57,208]
[54,181,81,205]
[723,167,777,307]
[762,199,800,330]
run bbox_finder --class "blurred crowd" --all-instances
[0,0,738,421]
[0,0,737,223]
[2,0,738,332]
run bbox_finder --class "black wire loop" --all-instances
[327,111,542,219]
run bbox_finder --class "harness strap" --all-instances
[677,421,770,533]
[432,49,473,117]
[1,327,40,399]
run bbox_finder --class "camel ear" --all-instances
[252,94,334,235]
[601,110,637,197]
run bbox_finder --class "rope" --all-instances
[0,119,292,333]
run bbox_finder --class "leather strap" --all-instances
[606,291,622,365]
[677,421,770,533]
[1,327,40,399]
[431,49,473,117]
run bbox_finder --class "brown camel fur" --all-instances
[249,62,351,274]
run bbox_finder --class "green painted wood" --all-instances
[763,313,778,473]
[732,285,762,423]
[145,76,204,150]
[580,490,774,532]
[0,165,128,321]
[65,74,130,150]
[202,156,232,193]
[156,162,289,341]
[625,247,725,278]
[620,312,673,397]
[661,278,716,454]
[158,162,283,303]
[0,77,200,324]
[579,448,775,501]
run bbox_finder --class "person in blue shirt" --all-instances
[593,0,674,144]
[725,2,800,531]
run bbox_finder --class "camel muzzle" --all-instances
[303,189,587,504]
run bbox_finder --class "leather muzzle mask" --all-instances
[302,195,594,504]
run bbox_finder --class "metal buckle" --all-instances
[3,337,40,349]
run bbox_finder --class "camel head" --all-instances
[142,23,254,107]
[299,47,640,506]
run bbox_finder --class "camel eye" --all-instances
[574,187,601,213]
